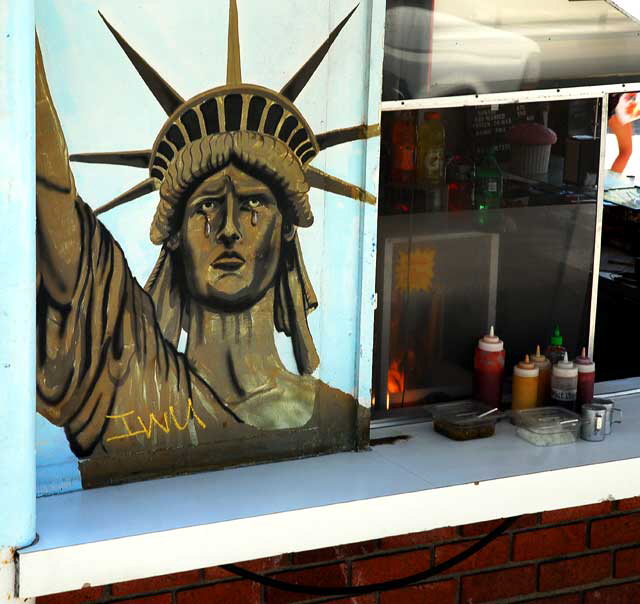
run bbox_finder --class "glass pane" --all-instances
[597,91,640,380]
[383,0,640,101]
[373,99,600,414]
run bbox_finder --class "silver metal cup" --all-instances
[581,403,606,442]
[592,398,623,435]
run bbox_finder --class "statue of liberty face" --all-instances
[178,164,292,310]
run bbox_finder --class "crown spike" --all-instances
[316,123,380,150]
[94,177,158,215]
[70,150,152,169]
[280,4,359,102]
[306,166,375,205]
[99,12,184,116]
[226,0,242,85]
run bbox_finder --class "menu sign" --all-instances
[467,104,536,160]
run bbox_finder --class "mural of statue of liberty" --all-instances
[36,1,377,486]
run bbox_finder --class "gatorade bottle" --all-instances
[416,112,445,186]
[391,112,416,185]
[545,326,567,365]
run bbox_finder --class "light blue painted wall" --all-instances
[34,0,385,496]
[0,0,37,546]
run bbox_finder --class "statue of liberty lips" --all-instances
[36,0,378,485]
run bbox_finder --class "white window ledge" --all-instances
[18,380,640,599]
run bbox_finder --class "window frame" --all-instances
[372,82,640,418]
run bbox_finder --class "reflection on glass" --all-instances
[383,0,640,101]
[596,92,640,381]
[373,99,600,414]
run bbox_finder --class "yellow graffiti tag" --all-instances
[105,398,206,443]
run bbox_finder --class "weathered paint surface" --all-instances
[34,0,385,494]
[0,0,36,546]
[354,0,384,407]
[0,547,34,603]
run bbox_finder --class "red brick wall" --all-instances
[38,497,640,604]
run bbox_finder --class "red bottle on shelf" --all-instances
[575,347,596,408]
[473,326,506,408]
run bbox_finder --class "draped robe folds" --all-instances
[36,200,362,486]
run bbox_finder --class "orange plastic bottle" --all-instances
[512,354,539,411]
[391,112,416,184]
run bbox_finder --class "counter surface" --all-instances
[18,383,640,598]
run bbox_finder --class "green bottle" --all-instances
[475,149,503,210]
[545,326,567,365]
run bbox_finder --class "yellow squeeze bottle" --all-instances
[530,345,551,405]
[512,354,539,411]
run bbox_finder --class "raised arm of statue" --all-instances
[36,35,80,304]
[34,4,372,482]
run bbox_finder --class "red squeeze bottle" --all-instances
[575,347,596,408]
[473,326,506,408]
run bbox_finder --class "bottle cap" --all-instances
[514,354,539,378]
[575,347,591,364]
[530,344,550,366]
[553,351,578,378]
[425,111,441,119]
[478,325,504,352]
[550,326,563,346]
[575,347,595,373]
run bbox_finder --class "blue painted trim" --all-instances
[355,0,384,406]
[0,0,37,547]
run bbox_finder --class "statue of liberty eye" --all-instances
[244,198,263,210]
[197,198,221,213]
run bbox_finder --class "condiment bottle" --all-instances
[473,326,505,408]
[530,345,551,405]
[512,354,539,411]
[551,352,578,411]
[545,326,567,365]
[575,347,596,408]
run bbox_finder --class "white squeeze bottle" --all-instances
[551,352,578,412]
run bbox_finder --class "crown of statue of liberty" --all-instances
[71,0,378,219]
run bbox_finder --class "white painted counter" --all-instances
[18,383,640,598]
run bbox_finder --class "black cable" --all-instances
[221,514,520,597]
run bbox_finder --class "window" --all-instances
[373,98,602,414]
[383,0,640,101]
